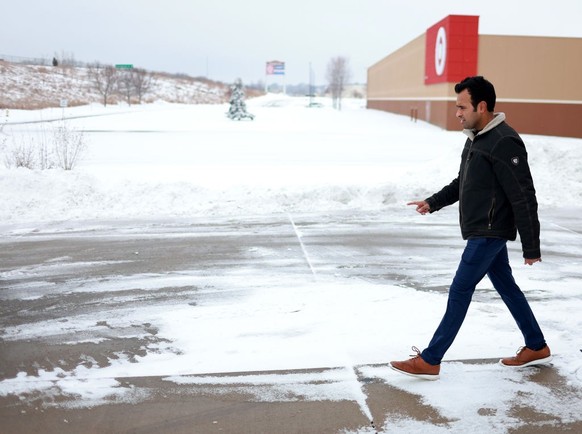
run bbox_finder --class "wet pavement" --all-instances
[1,210,581,433]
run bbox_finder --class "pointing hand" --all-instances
[407,201,431,215]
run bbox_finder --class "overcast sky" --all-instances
[3,1,582,85]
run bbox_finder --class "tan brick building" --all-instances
[367,15,582,138]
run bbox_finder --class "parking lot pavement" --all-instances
[2,361,581,434]
[1,211,581,433]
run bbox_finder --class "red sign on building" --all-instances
[424,15,479,84]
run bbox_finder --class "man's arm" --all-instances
[425,175,461,213]
[492,137,541,259]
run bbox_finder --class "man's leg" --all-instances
[487,245,546,350]
[421,238,506,365]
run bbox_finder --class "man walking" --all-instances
[390,76,551,380]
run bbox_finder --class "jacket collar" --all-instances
[463,112,506,140]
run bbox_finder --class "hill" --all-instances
[0,61,262,109]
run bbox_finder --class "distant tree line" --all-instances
[0,52,155,107]
[3,51,354,107]
[87,63,155,106]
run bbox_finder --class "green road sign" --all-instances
[115,64,133,69]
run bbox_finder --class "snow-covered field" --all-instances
[1,95,581,432]
[2,95,582,224]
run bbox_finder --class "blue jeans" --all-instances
[421,237,546,365]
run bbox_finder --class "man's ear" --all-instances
[477,100,488,113]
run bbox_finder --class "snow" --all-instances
[2,95,581,225]
[0,96,460,223]
[1,95,582,432]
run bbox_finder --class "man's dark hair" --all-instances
[454,76,496,112]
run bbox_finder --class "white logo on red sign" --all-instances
[435,26,447,76]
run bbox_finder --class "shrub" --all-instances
[4,139,36,169]
[3,120,87,170]
[52,121,87,170]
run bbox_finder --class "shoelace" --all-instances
[410,346,422,358]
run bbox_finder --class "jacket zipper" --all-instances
[460,140,474,226]
[462,140,474,185]
[488,197,496,230]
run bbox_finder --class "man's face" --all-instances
[455,89,482,130]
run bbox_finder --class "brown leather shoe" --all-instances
[500,345,552,368]
[389,346,440,380]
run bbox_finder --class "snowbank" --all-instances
[2,95,580,226]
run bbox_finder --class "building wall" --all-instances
[367,29,582,138]
[478,35,582,101]
[478,35,582,137]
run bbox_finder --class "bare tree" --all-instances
[131,68,154,104]
[57,50,78,67]
[117,70,134,105]
[326,56,351,110]
[116,68,155,105]
[88,63,118,106]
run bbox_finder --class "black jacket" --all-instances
[425,114,541,259]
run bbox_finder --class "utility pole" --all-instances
[309,62,314,106]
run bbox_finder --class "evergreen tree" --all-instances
[227,78,254,120]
